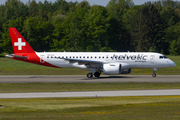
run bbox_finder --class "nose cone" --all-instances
[171,62,176,67]
[168,58,176,67]
[169,59,176,67]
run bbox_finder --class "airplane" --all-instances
[6,28,176,78]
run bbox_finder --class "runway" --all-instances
[0,75,179,83]
[0,89,180,98]
[0,75,179,98]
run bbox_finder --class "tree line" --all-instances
[0,0,180,55]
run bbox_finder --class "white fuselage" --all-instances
[36,52,176,69]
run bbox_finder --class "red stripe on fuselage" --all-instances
[13,53,60,68]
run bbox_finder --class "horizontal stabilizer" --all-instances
[5,54,27,59]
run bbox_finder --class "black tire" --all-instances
[94,72,100,78]
[152,74,156,77]
[87,73,93,78]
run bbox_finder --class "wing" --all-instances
[58,58,103,65]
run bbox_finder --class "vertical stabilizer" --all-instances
[9,28,35,54]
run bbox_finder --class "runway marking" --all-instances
[1,89,180,98]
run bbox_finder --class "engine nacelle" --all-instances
[121,69,131,74]
[103,63,122,75]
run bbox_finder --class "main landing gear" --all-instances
[87,68,101,78]
[152,68,158,77]
[94,72,101,78]
[87,73,93,78]
[87,72,101,78]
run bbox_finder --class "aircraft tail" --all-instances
[9,28,35,54]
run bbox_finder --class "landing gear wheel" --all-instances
[152,74,156,77]
[87,73,93,78]
[94,72,101,78]
[152,68,158,77]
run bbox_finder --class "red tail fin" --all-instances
[9,28,35,54]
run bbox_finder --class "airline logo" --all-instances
[111,54,148,61]
[14,38,26,50]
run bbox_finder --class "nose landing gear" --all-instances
[152,72,156,77]
[152,68,158,77]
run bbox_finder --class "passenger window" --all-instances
[95,57,97,58]
[83,56,85,58]
[99,57,101,58]
[87,57,89,58]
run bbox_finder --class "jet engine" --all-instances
[103,63,122,75]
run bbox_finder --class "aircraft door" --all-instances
[40,55,46,63]
[150,55,155,64]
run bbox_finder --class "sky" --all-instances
[0,0,167,6]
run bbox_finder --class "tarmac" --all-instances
[0,75,179,98]
[0,89,180,98]
[0,75,179,83]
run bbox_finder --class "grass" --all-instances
[0,55,180,75]
[0,96,180,119]
[0,82,180,93]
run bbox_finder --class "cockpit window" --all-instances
[159,56,168,59]
[159,56,163,59]
[164,56,168,59]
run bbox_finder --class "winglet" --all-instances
[9,28,35,54]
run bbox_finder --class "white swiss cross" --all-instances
[14,38,26,50]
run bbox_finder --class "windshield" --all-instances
[159,56,168,59]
